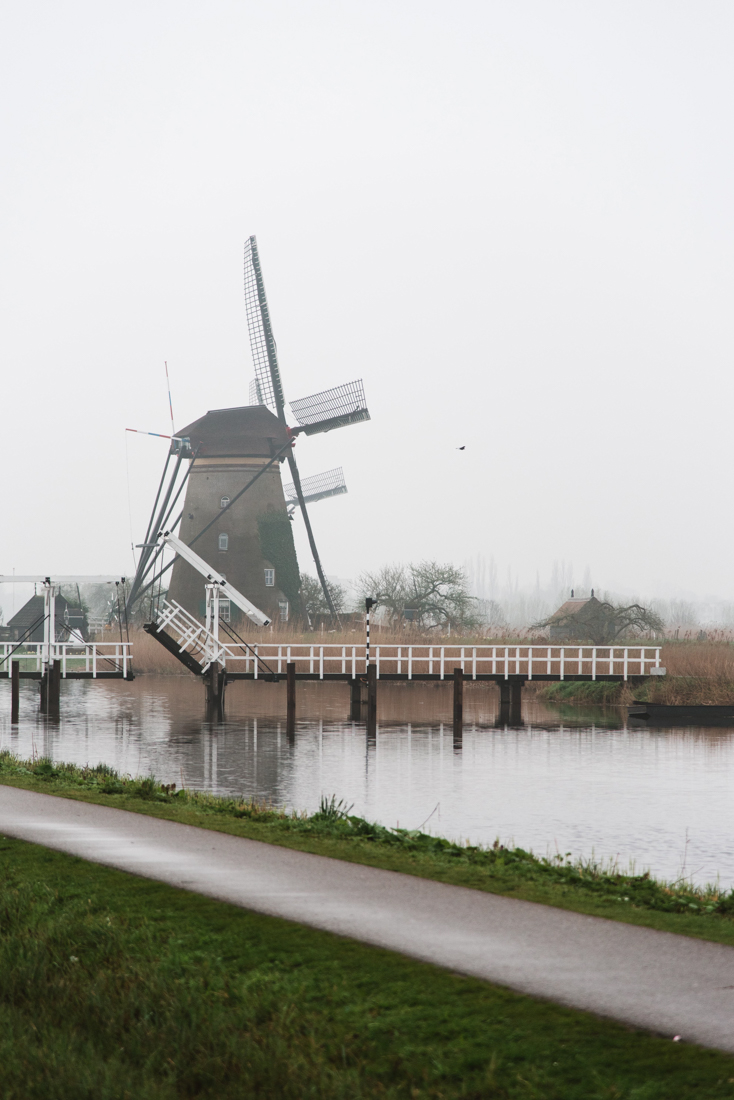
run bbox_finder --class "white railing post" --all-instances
[592,647,597,681]
[472,646,477,680]
[309,645,314,674]
[319,647,324,680]
[351,646,356,678]
[623,648,629,680]
[376,647,380,679]
[397,647,402,675]
[560,647,565,681]
[408,646,413,680]
[254,645,259,680]
[440,647,445,679]
[528,646,533,681]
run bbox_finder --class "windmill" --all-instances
[243,235,369,617]
[125,237,369,626]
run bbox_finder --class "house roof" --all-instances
[548,596,600,621]
[177,406,289,459]
[6,594,70,642]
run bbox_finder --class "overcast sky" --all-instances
[1,0,733,618]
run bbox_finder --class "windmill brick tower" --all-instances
[166,406,300,625]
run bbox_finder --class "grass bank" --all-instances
[4,753,734,947]
[2,839,734,1097]
[533,643,734,706]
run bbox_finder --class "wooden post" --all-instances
[498,680,523,725]
[367,662,377,732]
[453,667,463,733]
[286,662,296,731]
[49,660,61,716]
[510,681,523,726]
[204,664,226,711]
[11,661,20,723]
[350,677,363,720]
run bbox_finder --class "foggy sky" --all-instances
[2,0,733,620]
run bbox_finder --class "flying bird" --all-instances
[456,445,465,450]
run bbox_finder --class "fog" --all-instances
[2,1,733,624]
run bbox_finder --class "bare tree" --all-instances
[534,600,664,645]
[357,561,477,630]
[300,574,346,621]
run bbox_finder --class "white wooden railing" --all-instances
[0,642,132,678]
[157,636,660,680]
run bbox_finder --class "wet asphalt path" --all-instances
[1,785,733,1053]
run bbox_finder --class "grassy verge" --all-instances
[535,681,629,705]
[3,752,734,947]
[2,837,734,1097]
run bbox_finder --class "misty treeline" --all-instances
[463,555,734,633]
[63,555,734,637]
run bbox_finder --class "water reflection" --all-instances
[1,677,733,887]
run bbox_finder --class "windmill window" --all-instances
[218,533,229,551]
[264,568,275,587]
[220,497,230,508]
[219,599,231,623]
[279,600,289,622]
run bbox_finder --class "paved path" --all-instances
[1,786,733,1053]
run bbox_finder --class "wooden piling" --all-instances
[498,680,523,725]
[204,664,226,712]
[49,660,61,716]
[11,661,20,723]
[453,667,463,733]
[367,662,377,732]
[286,662,296,731]
[350,677,363,720]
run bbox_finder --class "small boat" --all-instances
[628,701,734,726]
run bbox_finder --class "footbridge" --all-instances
[146,596,663,726]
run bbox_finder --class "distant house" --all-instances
[4,595,88,643]
[547,592,603,641]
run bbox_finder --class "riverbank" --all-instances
[3,836,733,1097]
[2,752,734,946]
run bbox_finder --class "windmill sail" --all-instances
[243,234,340,621]
[289,379,370,435]
[243,236,286,419]
[284,467,347,511]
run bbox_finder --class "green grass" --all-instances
[537,681,628,704]
[3,753,734,947]
[1,835,734,1098]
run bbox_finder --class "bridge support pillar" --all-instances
[40,661,61,717]
[366,663,377,734]
[350,677,365,720]
[498,680,523,726]
[453,667,463,733]
[11,661,20,723]
[286,662,296,733]
[205,664,226,712]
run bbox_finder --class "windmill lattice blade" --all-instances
[289,379,370,436]
[283,467,347,507]
[243,236,286,415]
